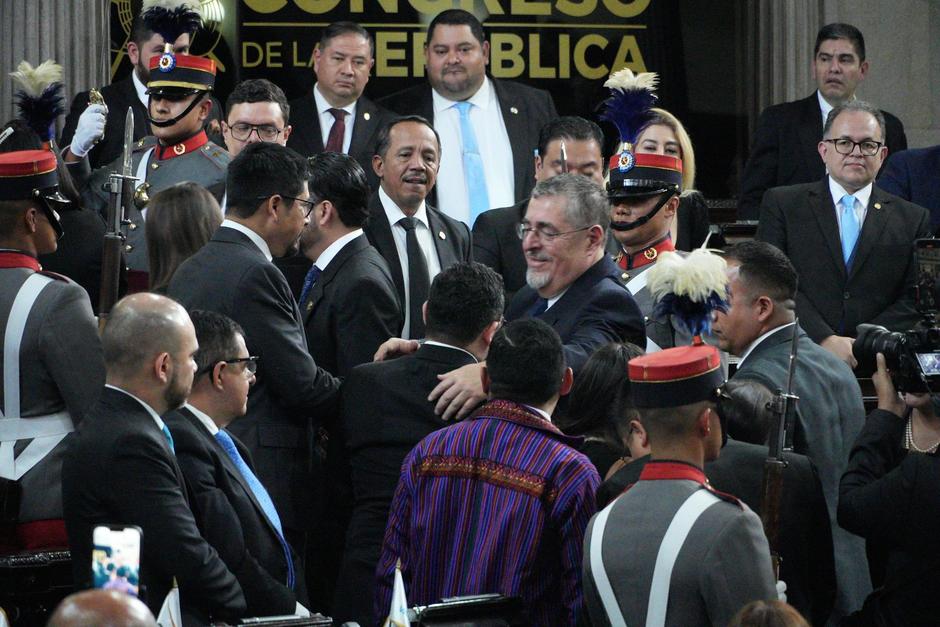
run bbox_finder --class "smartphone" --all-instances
[92,525,142,597]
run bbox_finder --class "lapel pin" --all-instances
[439,230,446,240]
[306,301,314,312]
[874,202,882,210]
[510,106,519,114]
[364,112,371,121]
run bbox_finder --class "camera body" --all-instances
[853,239,940,393]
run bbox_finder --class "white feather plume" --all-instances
[142,0,202,17]
[647,249,728,304]
[10,60,63,98]
[604,68,658,93]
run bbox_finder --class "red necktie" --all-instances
[325,108,347,153]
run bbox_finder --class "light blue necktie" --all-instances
[454,101,490,226]
[161,424,175,454]
[840,194,861,266]
[298,264,322,309]
[214,429,296,588]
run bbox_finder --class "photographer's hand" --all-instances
[873,352,905,417]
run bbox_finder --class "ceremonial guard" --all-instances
[0,150,103,553]
[73,1,229,289]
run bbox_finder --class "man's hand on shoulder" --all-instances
[429,362,486,421]
[820,334,857,368]
[373,337,420,362]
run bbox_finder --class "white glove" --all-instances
[294,601,311,617]
[775,579,787,602]
[69,103,108,158]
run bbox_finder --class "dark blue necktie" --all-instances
[214,429,295,588]
[530,297,549,317]
[298,264,322,309]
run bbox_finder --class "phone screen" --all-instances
[92,525,142,597]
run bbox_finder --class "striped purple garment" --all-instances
[374,399,600,625]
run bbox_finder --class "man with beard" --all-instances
[364,116,470,340]
[62,293,246,624]
[167,142,340,565]
[60,1,223,170]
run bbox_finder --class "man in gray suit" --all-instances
[167,142,340,555]
[712,240,870,620]
[0,149,103,553]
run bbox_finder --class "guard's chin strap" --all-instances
[610,191,676,232]
[148,92,206,128]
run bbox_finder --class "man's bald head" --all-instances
[101,293,193,378]
[48,589,156,627]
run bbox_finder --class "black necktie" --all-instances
[398,216,429,338]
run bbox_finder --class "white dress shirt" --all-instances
[313,83,356,154]
[738,321,797,367]
[221,219,272,262]
[817,90,835,128]
[184,403,220,435]
[828,177,872,231]
[313,229,363,270]
[132,70,148,108]
[379,187,442,339]
[422,340,478,363]
[432,77,515,226]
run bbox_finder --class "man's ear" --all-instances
[372,154,384,178]
[24,206,39,234]
[127,40,140,66]
[481,364,491,395]
[755,295,775,323]
[559,367,574,396]
[155,352,172,384]
[212,361,226,391]
[696,406,712,436]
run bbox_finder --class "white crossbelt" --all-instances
[0,273,74,480]
[624,268,662,354]
[589,487,720,627]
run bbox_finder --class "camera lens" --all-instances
[854,324,905,377]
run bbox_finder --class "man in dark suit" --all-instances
[712,241,870,620]
[739,23,907,219]
[365,116,471,340]
[164,311,306,618]
[757,100,930,367]
[62,293,245,623]
[379,9,558,226]
[333,262,504,626]
[877,144,940,230]
[60,11,222,170]
[472,116,605,304]
[167,142,340,553]
[287,22,393,191]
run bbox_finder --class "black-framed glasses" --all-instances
[823,138,884,156]
[255,195,316,218]
[227,122,284,142]
[198,356,259,377]
[515,223,593,242]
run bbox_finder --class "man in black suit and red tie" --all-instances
[287,22,394,191]
[739,23,907,219]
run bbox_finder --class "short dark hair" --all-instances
[426,262,504,346]
[319,21,374,57]
[717,379,774,446]
[724,241,798,303]
[487,319,565,406]
[537,116,604,158]
[427,9,485,46]
[129,14,197,48]
[814,23,866,62]
[559,342,644,446]
[225,78,290,125]
[373,115,441,158]
[189,310,245,375]
[823,99,886,141]
[307,151,370,228]
[226,142,309,219]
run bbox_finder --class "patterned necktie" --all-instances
[840,194,861,266]
[214,429,296,589]
[299,264,322,310]
[324,108,347,153]
[398,216,430,338]
[161,424,175,454]
[454,101,490,226]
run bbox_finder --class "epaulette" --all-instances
[703,482,744,509]
[133,136,159,152]
[198,142,231,171]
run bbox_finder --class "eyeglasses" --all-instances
[197,356,259,377]
[227,122,284,142]
[255,195,316,218]
[516,223,593,242]
[823,138,884,157]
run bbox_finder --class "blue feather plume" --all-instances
[14,83,66,141]
[654,292,728,338]
[600,89,658,147]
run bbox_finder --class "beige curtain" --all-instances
[0,0,109,135]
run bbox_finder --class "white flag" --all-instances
[383,559,409,627]
[156,578,182,627]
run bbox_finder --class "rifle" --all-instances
[98,108,137,330]
[760,317,800,579]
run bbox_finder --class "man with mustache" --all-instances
[380,9,557,227]
[364,116,471,340]
[739,23,907,219]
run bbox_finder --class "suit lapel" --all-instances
[301,94,325,154]
[303,235,367,323]
[848,189,890,281]
[491,78,528,198]
[798,95,824,175]
[367,195,406,305]
[427,207,457,269]
[811,181,848,280]
[348,96,378,159]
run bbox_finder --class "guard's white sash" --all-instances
[624,268,662,353]
[589,487,720,627]
[0,273,74,480]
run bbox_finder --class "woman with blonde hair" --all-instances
[146,182,222,293]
